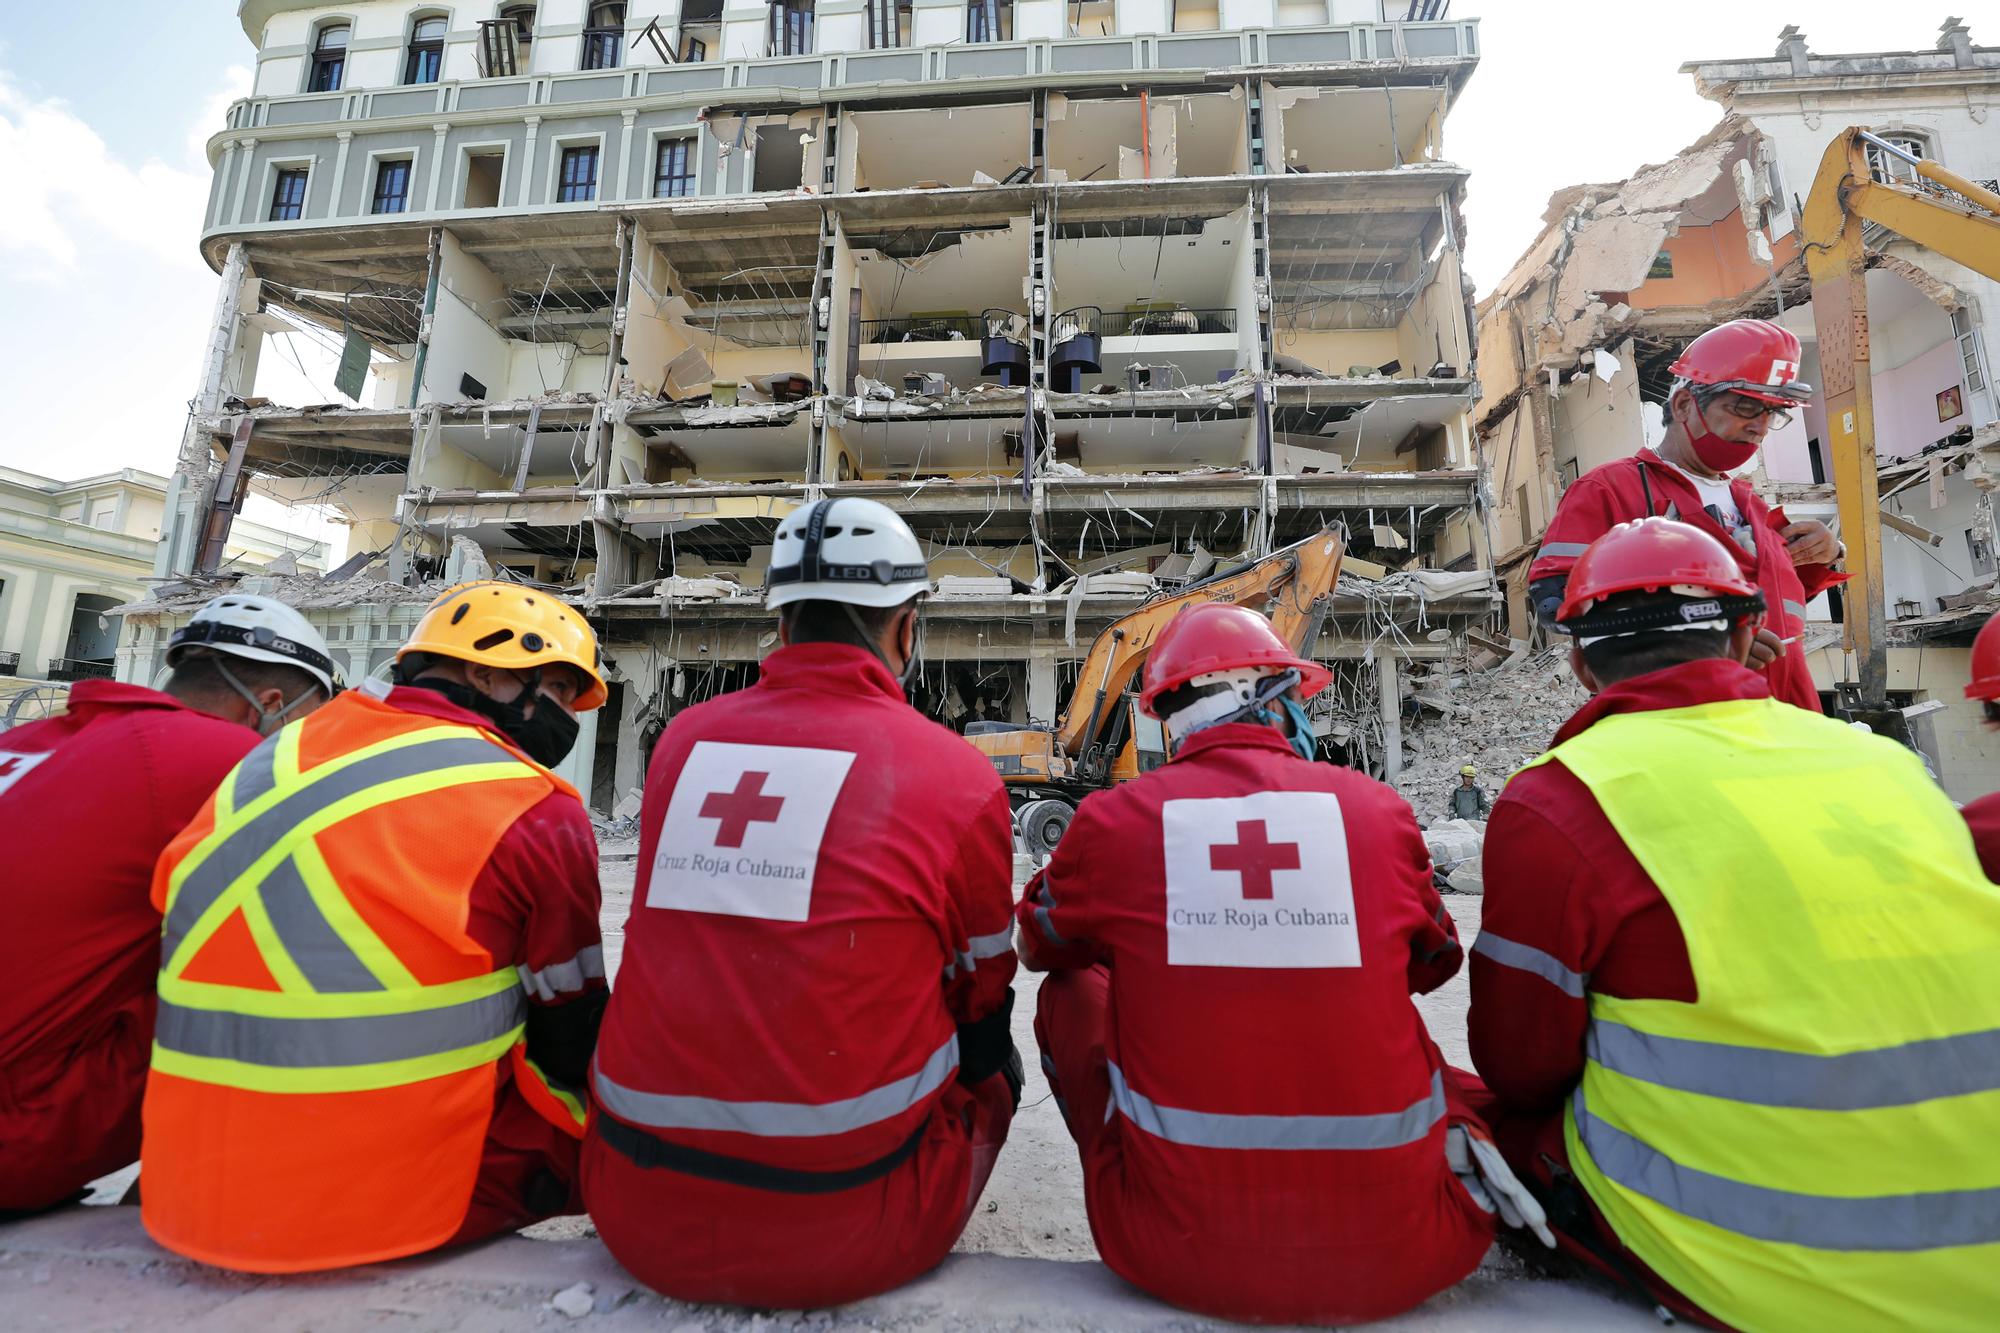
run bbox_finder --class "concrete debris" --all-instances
[1393,644,1590,820]
[1446,855,1485,896]
[1422,819,1485,871]
[550,1281,595,1318]
[934,575,1014,598]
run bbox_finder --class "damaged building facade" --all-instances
[128,0,1495,809]
[1474,18,2000,798]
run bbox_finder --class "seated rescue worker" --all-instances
[1960,611,2000,881]
[584,498,1020,1309]
[1019,603,1549,1326]
[0,595,335,1215]
[1469,517,2000,1329]
[140,582,609,1272]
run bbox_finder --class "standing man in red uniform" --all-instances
[1960,612,2000,880]
[0,594,337,1214]
[1019,602,1548,1326]
[1528,319,1844,711]
[585,498,1020,1309]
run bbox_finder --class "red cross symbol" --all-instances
[1209,819,1301,900]
[1768,358,1799,386]
[700,771,785,848]
[0,755,24,779]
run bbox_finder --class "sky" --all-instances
[0,0,1938,540]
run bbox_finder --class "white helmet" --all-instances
[766,498,929,610]
[166,593,340,696]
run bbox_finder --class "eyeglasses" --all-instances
[1708,392,1795,429]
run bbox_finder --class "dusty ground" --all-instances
[3,856,1654,1330]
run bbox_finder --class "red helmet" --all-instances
[1668,318,1812,407]
[1557,517,1760,624]
[1967,613,2000,701]
[1139,603,1333,718]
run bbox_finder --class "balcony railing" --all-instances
[46,658,114,682]
[1053,307,1236,340]
[859,315,988,343]
[1099,308,1236,337]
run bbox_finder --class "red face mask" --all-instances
[1677,395,1759,473]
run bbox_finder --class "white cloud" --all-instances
[0,62,344,556]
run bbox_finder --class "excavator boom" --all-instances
[964,528,1342,808]
[1803,127,2000,715]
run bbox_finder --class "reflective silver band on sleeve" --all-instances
[1471,931,1588,998]
[519,944,607,1001]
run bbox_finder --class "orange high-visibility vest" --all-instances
[140,687,587,1273]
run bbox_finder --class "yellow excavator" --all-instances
[1803,127,2000,736]
[966,527,1343,856]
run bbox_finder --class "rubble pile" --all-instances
[1393,644,1589,823]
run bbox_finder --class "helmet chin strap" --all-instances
[213,657,317,736]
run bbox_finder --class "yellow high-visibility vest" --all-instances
[1525,696,2000,1331]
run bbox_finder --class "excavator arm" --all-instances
[1804,128,2000,714]
[1055,527,1343,771]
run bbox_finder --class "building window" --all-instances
[654,138,695,197]
[1866,131,1931,184]
[558,145,600,202]
[865,0,904,48]
[770,0,813,56]
[308,23,349,92]
[1171,0,1219,32]
[405,15,448,84]
[582,2,625,68]
[967,0,1012,42]
[372,159,413,214]
[269,168,309,220]
[1953,307,1989,394]
[504,4,536,53]
[684,36,707,61]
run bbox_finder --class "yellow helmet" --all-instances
[1460,764,1478,777]
[398,581,608,711]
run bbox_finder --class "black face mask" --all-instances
[413,674,580,768]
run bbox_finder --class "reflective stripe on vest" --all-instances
[153,721,542,1095]
[592,1034,958,1138]
[1525,697,2000,1327]
[1107,1063,1445,1151]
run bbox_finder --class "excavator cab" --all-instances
[964,526,1342,858]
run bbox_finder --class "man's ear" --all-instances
[1569,641,1602,695]
[1727,618,1760,665]
[776,608,795,648]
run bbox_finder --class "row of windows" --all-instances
[270,138,696,219]
[302,0,1038,91]
[310,4,626,92]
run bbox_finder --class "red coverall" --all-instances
[0,682,257,1212]
[1528,449,1844,712]
[386,686,610,1243]
[1961,792,2000,883]
[1018,721,1494,1326]
[1466,658,1788,1326]
[584,643,1018,1309]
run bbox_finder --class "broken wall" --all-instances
[1396,243,1469,377]
[424,231,513,404]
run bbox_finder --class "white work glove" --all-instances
[1447,1123,1556,1248]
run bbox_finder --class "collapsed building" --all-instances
[121,0,1500,811]
[1473,18,2000,798]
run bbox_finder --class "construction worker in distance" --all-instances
[1960,611,2000,881]
[1528,319,1845,712]
[1448,763,1489,820]
[1468,517,2000,1329]
[584,497,1020,1309]
[0,595,336,1216]
[1019,602,1551,1325]
[139,581,609,1272]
